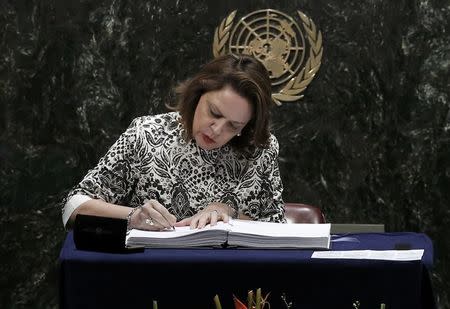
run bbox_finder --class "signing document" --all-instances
[126,220,331,249]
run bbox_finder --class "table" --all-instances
[59,232,435,309]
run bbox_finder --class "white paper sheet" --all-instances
[311,249,424,261]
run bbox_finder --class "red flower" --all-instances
[233,295,248,309]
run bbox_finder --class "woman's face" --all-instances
[192,86,253,150]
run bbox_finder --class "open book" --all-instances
[126,220,331,249]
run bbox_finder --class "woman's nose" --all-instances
[211,119,226,135]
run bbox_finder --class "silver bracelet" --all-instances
[126,206,141,231]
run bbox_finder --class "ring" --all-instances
[210,210,219,216]
[145,218,154,226]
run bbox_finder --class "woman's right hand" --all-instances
[129,199,177,231]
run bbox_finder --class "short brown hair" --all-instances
[168,54,274,149]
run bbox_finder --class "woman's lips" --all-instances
[202,133,215,144]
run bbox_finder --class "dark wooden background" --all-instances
[1,0,449,307]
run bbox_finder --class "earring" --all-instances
[236,132,241,137]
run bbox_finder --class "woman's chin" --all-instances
[195,135,218,150]
[197,142,217,151]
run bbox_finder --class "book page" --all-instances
[226,220,331,249]
[125,221,233,248]
[127,221,231,239]
[229,219,331,237]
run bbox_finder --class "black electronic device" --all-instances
[73,214,143,253]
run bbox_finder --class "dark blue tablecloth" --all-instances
[59,232,435,309]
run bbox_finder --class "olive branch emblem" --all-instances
[213,10,236,58]
[212,10,323,105]
[273,11,323,105]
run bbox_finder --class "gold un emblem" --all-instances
[213,9,323,105]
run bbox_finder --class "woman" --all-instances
[62,54,285,231]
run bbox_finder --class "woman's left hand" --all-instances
[174,202,234,229]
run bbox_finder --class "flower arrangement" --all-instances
[213,288,274,309]
[150,290,387,308]
[150,288,282,309]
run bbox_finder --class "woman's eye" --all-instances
[210,109,220,118]
[229,123,238,130]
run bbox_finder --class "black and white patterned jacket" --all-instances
[62,112,285,226]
